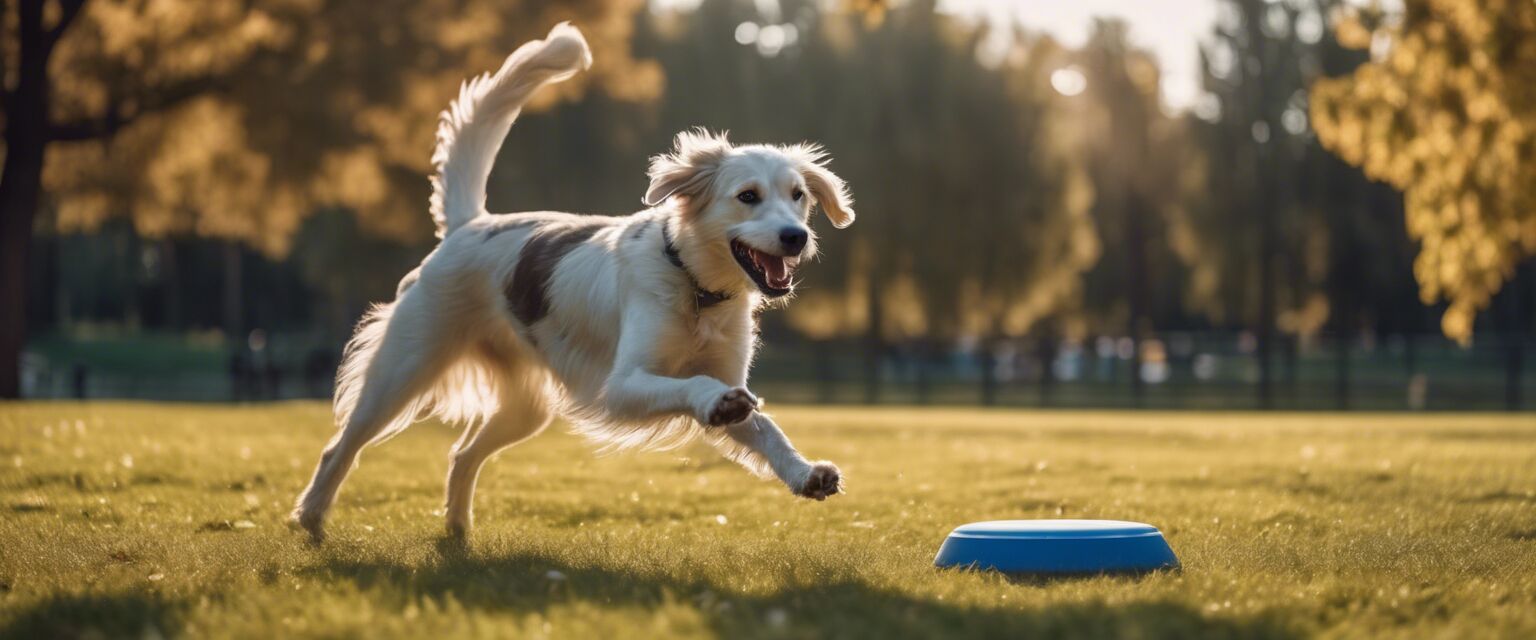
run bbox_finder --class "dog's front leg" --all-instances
[719,412,843,500]
[603,307,759,426]
[605,367,759,426]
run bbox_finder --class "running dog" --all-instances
[291,23,855,541]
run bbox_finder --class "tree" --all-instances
[636,0,1095,403]
[1,0,655,397]
[1187,0,1321,408]
[1310,0,1536,342]
[1177,0,1417,407]
[1061,20,1186,405]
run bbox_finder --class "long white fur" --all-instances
[291,24,856,541]
[429,22,593,238]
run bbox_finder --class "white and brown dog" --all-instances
[291,23,854,541]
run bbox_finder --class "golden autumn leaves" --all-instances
[1310,0,1536,341]
[42,0,658,255]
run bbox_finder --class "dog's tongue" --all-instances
[760,253,791,289]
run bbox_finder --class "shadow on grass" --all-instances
[0,545,1295,639]
[0,592,182,639]
[301,542,1298,639]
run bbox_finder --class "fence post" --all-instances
[978,337,998,406]
[1037,335,1056,408]
[1508,333,1524,412]
[814,341,835,404]
[1335,332,1350,411]
[915,338,935,405]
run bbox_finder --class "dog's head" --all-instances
[642,129,855,299]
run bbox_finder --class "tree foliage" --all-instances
[1310,0,1536,341]
[38,0,659,254]
[1062,20,1183,339]
[14,0,1531,403]
[635,1,1095,342]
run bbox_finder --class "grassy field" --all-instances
[1,403,1534,639]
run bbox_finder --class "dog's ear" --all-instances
[787,144,855,229]
[643,129,733,207]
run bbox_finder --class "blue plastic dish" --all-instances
[933,519,1179,575]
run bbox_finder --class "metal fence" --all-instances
[20,331,1535,411]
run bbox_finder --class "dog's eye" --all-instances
[792,189,804,202]
[737,190,759,204]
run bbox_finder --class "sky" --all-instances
[937,0,1219,111]
[648,0,1222,111]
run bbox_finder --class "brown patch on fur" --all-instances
[506,221,607,325]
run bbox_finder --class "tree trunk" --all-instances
[1332,280,1357,411]
[1503,274,1529,412]
[1247,9,1279,411]
[0,148,42,398]
[222,241,244,341]
[36,232,59,332]
[814,340,835,404]
[160,238,183,329]
[978,336,998,406]
[1255,188,1277,410]
[0,1,55,398]
[1037,333,1057,407]
[861,275,883,405]
[1335,332,1350,411]
[1504,334,1521,412]
[1126,199,1148,408]
[914,338,933,405]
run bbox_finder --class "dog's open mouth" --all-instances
[730,239,797,297]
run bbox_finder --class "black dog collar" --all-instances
[661,224,731,311]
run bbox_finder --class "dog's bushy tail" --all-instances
[429,22,592,238]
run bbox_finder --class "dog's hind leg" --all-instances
[443,358,552,538]
[290,292,464,542]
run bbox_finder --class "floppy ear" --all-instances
[788,144,856,228]
[642,128,733,207]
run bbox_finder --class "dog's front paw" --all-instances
[796,462,843,501]
[288,507,326,544]
[705,387,758,426]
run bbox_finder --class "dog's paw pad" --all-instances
[797,462,843,501]
[707,388,758,426]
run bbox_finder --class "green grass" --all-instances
[2,403,1534,639]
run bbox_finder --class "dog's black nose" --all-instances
[779,227,809,255]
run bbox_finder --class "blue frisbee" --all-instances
[933,519,1179,575]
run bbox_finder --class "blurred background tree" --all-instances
[1,0,657,397]
[1178,0,1420,408]
[1060,19,1184,406]
[629,0,1097,404]
[3,0,1531,408]
[1311,0,1536,343]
